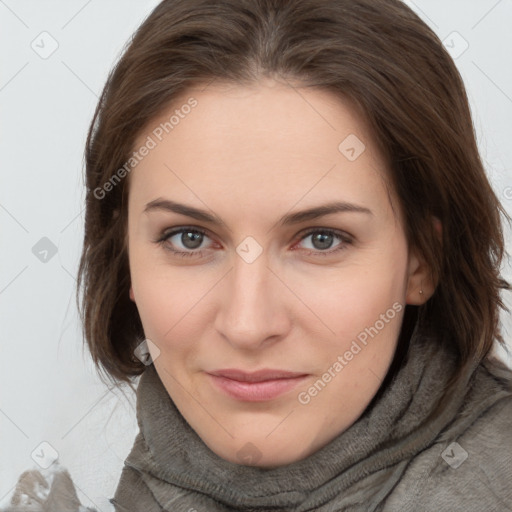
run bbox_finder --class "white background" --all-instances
[1,1,512,510]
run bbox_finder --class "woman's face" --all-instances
[127,78,429,468]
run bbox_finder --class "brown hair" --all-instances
[77,0,511,404]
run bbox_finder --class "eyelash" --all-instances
[154,226,353,259]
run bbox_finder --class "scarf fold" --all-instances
[112,323,512,512]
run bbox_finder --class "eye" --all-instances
[294,228,352,256]
[154,226,353,259]
[155,226,214,258]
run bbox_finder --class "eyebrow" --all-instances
[144,198,373,227]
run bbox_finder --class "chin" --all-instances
[207,432,318,468]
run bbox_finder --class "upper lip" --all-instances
[208,369,308,382]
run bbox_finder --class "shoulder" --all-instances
[382,357,512,511]
[448,356,512,504]
[414,396,512,511]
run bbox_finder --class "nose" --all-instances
[214,250,291,351]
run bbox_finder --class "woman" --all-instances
[6,0,512,510]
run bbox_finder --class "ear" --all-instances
[405,216,442,305]
[129,285,135,302]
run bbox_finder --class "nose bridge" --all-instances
[230,250,272,322]
[215,247,286,347]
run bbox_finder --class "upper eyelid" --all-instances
[160,225,352,247]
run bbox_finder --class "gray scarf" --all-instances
[111,323,512,511]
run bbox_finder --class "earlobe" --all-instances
[405,248,432,306]
[129,285,135,302]
[405,251,423,306]
[405,216,442,305]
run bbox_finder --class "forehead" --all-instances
[129,79,395,221]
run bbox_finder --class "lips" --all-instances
[209,368,307,382]
[206,368,309,401]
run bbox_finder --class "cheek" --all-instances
[129,250,211,347]
[291,248,407,342]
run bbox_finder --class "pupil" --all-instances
[313,232,333,250]
[179,231,334,251]
[182,231,203,249]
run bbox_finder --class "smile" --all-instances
[206,369,310,402]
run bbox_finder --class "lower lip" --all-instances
[207,374,309,402]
